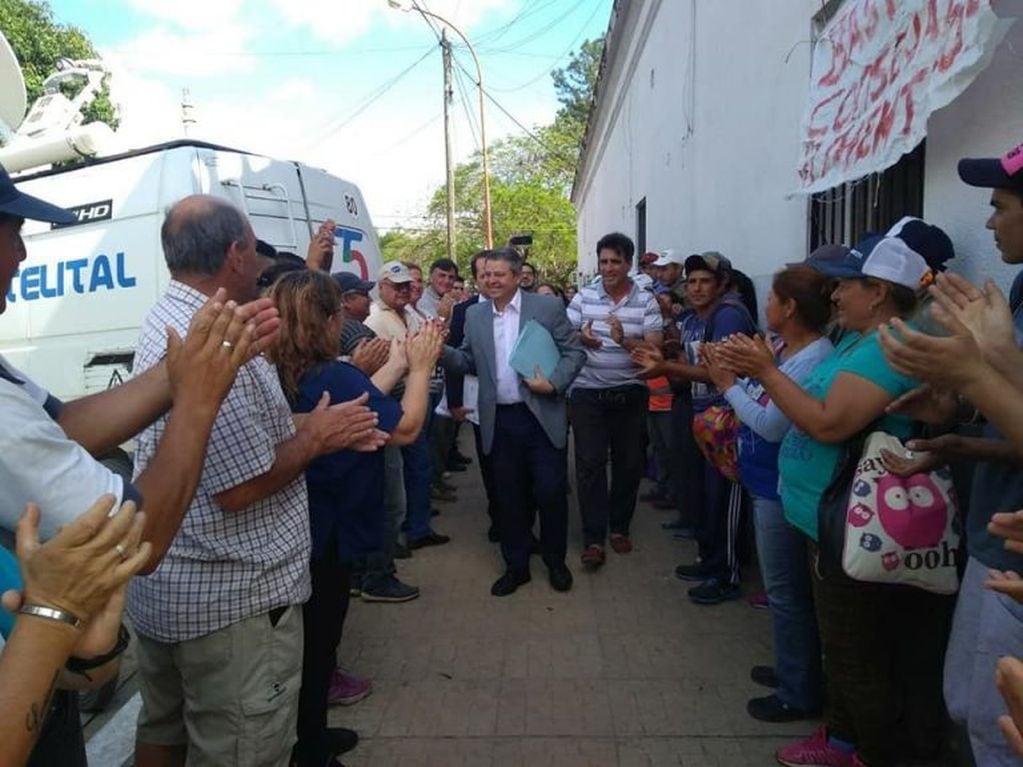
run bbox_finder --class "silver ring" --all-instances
[221,340,233,349]
[114,543,127,560]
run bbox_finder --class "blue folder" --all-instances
[509,319,560,380]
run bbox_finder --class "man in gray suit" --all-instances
[443,247,585,595]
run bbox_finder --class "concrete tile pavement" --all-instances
[332,439,814,766]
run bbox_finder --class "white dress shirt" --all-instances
[493,290,523,404]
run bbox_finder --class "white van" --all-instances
[1,139,382,402]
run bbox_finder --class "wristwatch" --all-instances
[66,624,131,674]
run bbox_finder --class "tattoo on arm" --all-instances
[25,669,59,734]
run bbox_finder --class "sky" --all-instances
[42,0,612,231]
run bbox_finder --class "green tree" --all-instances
[0,0,118,133]
[551,37,604,135]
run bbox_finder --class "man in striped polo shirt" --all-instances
[567,232,663,568]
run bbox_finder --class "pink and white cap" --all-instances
[958,141,1023,190]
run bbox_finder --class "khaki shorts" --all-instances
[135,605,303,767]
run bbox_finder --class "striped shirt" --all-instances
[127,281,311,642]
[566,279,661,390]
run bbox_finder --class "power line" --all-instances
[481,0,590,52]
[299,46,436,149]
[486,2,604,93]
[452,57,575,170]
[451,63,481,151]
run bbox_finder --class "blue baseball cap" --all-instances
[0,163,76,224]
[333,271,375,293]
[811,235,931,290]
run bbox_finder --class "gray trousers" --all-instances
[647,411,674,500]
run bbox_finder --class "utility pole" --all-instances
[441,30,456,261]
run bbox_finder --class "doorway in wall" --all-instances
[636,197,647,254]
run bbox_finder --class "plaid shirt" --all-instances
[126,281,311,642]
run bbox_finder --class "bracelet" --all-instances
[19,604,82,629]
[66,624,131,674]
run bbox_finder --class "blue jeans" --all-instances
[752,495,822,712]
[401,392,439,541]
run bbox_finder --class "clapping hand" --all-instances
[701,343,736,390]
[931,273,1017,364]
[351,337,391,376]
[10,496,150,626]
[437,293,457,321]
[407,322,444,373]
[714,333,775,378]
[580,320,602,349]
[630,342,664,377]
[523,365,555,395]
[606,314,625,346]
[302,391,379,454]
[168,289,279,409]
[878,311,986,391]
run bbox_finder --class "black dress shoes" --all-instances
[491,570,531,596]
[548,565,573,592]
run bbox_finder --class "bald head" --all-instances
[161,195,251,277]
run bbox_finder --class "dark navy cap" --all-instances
[0,163,76,224]
[333,271,375,294]
[958,142,1023,192]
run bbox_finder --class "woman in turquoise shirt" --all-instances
[717,236,953,767]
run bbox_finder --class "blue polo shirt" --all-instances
[293,362,402,562]
[0,546,21,642]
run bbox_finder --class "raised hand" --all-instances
[580,320,602,349]
[15,496,151,624]
[301,391,379,454]
[523,364,555,395]
[306,219,336,272]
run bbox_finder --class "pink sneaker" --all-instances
[776,726,854,767]
[327,670,373,706]
[749,591,769,610]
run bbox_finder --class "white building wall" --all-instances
[923,17,1023,292]
[574,0,819,284]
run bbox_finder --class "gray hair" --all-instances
[161,196,249,276]
[486,246,523,273]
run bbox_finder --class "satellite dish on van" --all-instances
[0,32,27,133]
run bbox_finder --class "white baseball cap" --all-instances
[652,248,685,267]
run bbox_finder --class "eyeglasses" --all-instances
[383,281,411,291]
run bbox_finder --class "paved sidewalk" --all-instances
[333,443,812,766]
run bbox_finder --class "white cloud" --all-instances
[266,0,515,44]
[124,0,246,29]
[103,24,258,77]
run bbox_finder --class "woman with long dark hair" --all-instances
[266,270,442,767]
[703,266,834,724]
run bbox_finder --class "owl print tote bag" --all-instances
[819,431,961,595]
